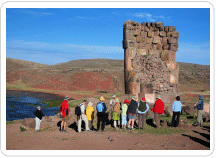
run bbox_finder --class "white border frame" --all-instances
[1,0,214,157]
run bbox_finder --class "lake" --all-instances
[6,90,64,121]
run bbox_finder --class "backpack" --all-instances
[60,104,69,116]
[75,104,82,116]
[97,102,104,112]
[138,101,147,112]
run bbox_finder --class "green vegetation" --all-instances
[61,138,69,140]
[6,121,16,125]
[72,137,77,140]
[41,127,54,132]
[97,90,108,93]
[53,137,60,139]
[68,99,83,108]
[6,120,23,125]
[26,99,65,108]
[20,126,26,132]
[143,55,150,58]
[43,99,64,108]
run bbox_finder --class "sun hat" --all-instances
[88,102,93,106]
[141,97,145,102]
[116,98,119,102]
[132,96,138,101]
[112,95,116,98]
[64,96,70,100]
[156,95,161,99]
[124,99,128,104]
[100,96,105,101]
[199,95,203,100]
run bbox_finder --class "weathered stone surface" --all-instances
[153,36,161,44]
[170,43,178,51]
[159,31,166,37]
[147,31,152,37]
[156,22,164,28]
[168,37,178,44]
[123,20,179,100]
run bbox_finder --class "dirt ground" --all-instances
[6,122,210,150]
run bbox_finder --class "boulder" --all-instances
[181,104,195,115]
[22,118,35,129]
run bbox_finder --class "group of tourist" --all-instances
[33,94,205,132]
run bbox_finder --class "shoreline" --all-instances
[6,89,65,102]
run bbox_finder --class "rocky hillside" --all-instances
[6,58,210,93]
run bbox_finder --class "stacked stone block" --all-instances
[123,20,179,108]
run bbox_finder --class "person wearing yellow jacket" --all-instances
[86,102,94,131]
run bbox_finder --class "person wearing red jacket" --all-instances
[151,95,165,129]
[60,96,70,132]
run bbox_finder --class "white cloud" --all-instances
[20,10,53,16]
[6,40,124,64]
[132,12,170,22]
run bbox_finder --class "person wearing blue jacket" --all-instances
[96,96,107,132]
[171,96,182,127]
[196,95,204,127]
[137,97,149,130]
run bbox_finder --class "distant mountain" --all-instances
[53,58,124,70]
[6,58,50,70]
[6,58,210,93]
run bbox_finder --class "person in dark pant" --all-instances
[171,96,182,127]
[137,97,149,130]
[96,96,107,132]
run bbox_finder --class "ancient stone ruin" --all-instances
[123,20,179,110]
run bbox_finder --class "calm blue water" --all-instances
[6,93,60,121]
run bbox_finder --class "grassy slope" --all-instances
[6,58,50,70]
[53,58,124,70]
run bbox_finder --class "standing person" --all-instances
[33,106,46,132]
[96,96,107,132]
[137,97,149,130]
[151,95,165,129]
[77,100,90,133]
[121,99,128,129]
[110,95,116,118]
[60,96,70,132]
[112,98,121,129]
[195,95,204,127]
[86,102,94,130]
[127,96,138,130]
[171,96,182,127]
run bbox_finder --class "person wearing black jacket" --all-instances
[33,106,46,131]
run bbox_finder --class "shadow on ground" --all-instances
[181,127,210,148]
[146,119,157,128]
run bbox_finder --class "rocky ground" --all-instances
[6,115,210,150]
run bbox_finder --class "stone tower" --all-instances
[123,20,179,110]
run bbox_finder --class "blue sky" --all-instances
[6,8,210,65]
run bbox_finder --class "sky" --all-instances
[6,8,210,65]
